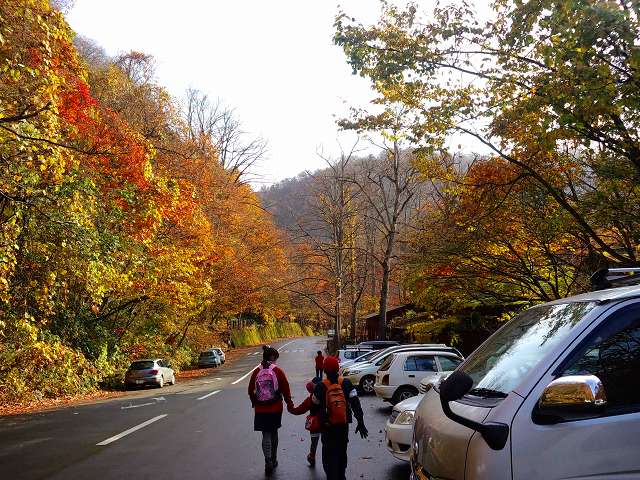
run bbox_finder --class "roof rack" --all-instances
[591,267,640,291]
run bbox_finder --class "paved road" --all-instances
[0,337,411,479]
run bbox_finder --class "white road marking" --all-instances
[252,352,260,356]
[215,377,222,380]
[246,353,252,356]
[196,389,221,401]
[231,340,298,385]
[277,340,296,351]
[96,415,167,446]
[232,366,257,385]
[152,397,166,402]
[120,402,155,410]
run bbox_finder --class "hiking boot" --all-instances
[307,453,316,467]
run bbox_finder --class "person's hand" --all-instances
[355,423,368,439]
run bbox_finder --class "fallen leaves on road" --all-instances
[0,390,126,417]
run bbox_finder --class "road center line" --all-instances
[277,340,296,351]
[96,414,167,446]
[232,366,258,385]
[231,340,298,385]
[196,389,221,401]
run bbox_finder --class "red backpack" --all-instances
[323,378,348,425]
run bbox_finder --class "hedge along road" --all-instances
[0,336,410,479]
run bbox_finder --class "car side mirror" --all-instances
[439,371,509,451]
[533,375,607,424]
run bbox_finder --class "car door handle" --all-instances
[408,374,415,378]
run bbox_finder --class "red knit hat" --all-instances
[323,356,340,373]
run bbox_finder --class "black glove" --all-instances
[355,422,368,439]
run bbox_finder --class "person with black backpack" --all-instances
[248,346,293,476]
[311,355,368,480]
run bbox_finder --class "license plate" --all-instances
[135,380,144,384]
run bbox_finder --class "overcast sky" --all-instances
[67,1,394,184]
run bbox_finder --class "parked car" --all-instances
[411,270,640,480]
[386,393,422,462]
[342,344,459,394]
[374,351,462,404]
[337,346,373,364]
[386,376,445,462]
[212,347,225,364]
[125,358,175,389]
[340,349,379,370]
[198,349,222,368]
[358,340,400,350]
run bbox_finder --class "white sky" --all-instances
[67,1,388,184]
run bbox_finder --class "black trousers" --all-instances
[316,367,323,379]
[321,425,349,480]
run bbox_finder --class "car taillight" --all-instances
[149,369,159,375]
[382,374,389,386]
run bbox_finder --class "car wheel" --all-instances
[392,386,418,405]
[158,376,164,388]
[170,374,176,385]
[359,375,375,394]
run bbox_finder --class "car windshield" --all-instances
[130,361,155,370]
[354,350,377,362]
[460,302,596,396]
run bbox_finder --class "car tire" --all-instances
[170,374,176,385]
[158,376,164,388]
[392,386,418,405]
[359,375,376,395]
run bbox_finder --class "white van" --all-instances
[411,273,640,480]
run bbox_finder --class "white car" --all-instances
[386,376,446,462]
[340,349,378,370]
[124,358,175,389]
[386,393,422,461]
[342,344,459,394]
[212,347,225,364]
[337,347,373,364]
[374,351,462,404]
[411,270,640,480]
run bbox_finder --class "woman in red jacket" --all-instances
[248,346,293,476]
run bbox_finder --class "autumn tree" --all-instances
[334,0,640,266]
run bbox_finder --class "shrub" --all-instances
[230,321,307,347]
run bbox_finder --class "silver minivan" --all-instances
[411,274,640,480]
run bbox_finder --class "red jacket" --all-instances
[248,364,292,414]
[315,354,325,369]
[289,395,312,415]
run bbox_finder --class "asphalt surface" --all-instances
[0,337,411,480]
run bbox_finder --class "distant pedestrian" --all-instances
[248,346,293,476]
[315,350,325,379]
[313,356,368,480]
[287,377,322,467]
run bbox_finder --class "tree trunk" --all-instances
[378,258,391,340]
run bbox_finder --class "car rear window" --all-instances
[200,351,213,357]
[344,350,362,359]
[130,361,155,370]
